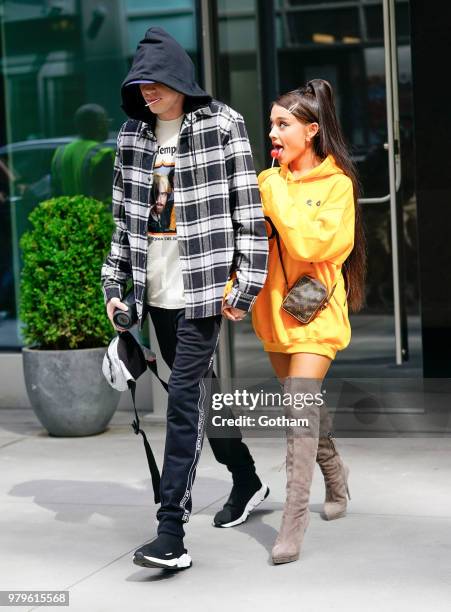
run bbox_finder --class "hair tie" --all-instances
[306,81,315,96]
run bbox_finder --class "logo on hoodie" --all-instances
[306,199,321,207]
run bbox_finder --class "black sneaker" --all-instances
[213,482,270,528]
[133,534,192,570]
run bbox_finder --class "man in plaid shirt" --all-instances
[101,27,269,570]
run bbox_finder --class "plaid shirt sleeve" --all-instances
[224,113,269,312]
[100,125,132,304]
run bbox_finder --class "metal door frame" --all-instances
[359,0,405,365]
[203,0,407,376]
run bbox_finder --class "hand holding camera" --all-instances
[107,289,138,331]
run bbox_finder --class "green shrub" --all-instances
[20,195,115,350]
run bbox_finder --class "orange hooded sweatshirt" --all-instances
[252,154,355,359]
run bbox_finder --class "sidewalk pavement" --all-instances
[1,407,451,612]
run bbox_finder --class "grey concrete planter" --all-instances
[22,346,120,437]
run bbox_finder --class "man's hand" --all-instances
[106,297,129,331]
[222,299,247,321]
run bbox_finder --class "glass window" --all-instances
[0,0,199,349]
[218,0,420,377]
[281,8,360,46]
[216,0,265,170]
[275,0,417,317]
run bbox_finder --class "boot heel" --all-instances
[272,509,310,565]
[318,444,351,521]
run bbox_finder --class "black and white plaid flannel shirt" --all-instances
[101,99,268,326]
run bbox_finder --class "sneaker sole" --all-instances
[133,552,192,570]
[214,484,270,528]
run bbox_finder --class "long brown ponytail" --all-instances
[274,79,366,312]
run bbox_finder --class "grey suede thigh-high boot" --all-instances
[316,403,351,521]
[272,377,320,565]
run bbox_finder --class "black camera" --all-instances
[112,289,138,330]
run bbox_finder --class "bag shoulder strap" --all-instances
[265,215,289,291]
[127,357,169,505]
[264,215,337,303]
[128,380,160,504]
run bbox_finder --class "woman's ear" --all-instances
[308,122,320,140]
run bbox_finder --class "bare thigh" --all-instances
[268,351,332,383]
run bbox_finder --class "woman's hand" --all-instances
[222,299,247,321]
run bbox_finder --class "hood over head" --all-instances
[121,27,212,125]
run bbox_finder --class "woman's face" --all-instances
[269,104,318,166]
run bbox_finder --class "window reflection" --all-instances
[219,0,419,376]
[0,0,199,348]
[275,0,417,316]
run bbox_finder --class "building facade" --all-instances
[0,0,449,401]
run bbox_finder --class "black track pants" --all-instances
[148,306,259,538]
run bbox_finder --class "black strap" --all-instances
[127,356,168,505]
[264,215,346,305]
[128,380,161,504]
[146,356,169,393]
[264,216,289,291]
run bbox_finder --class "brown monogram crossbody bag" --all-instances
[265,216,341,325]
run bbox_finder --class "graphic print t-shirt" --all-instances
[146,114,185,308]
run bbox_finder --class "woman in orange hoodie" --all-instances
[252,79,366,564]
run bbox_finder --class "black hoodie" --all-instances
[121,27,212,127]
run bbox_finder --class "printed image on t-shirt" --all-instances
[146,114,185,309]
[148,168,176,234]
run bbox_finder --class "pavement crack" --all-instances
[0,438,26,450]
